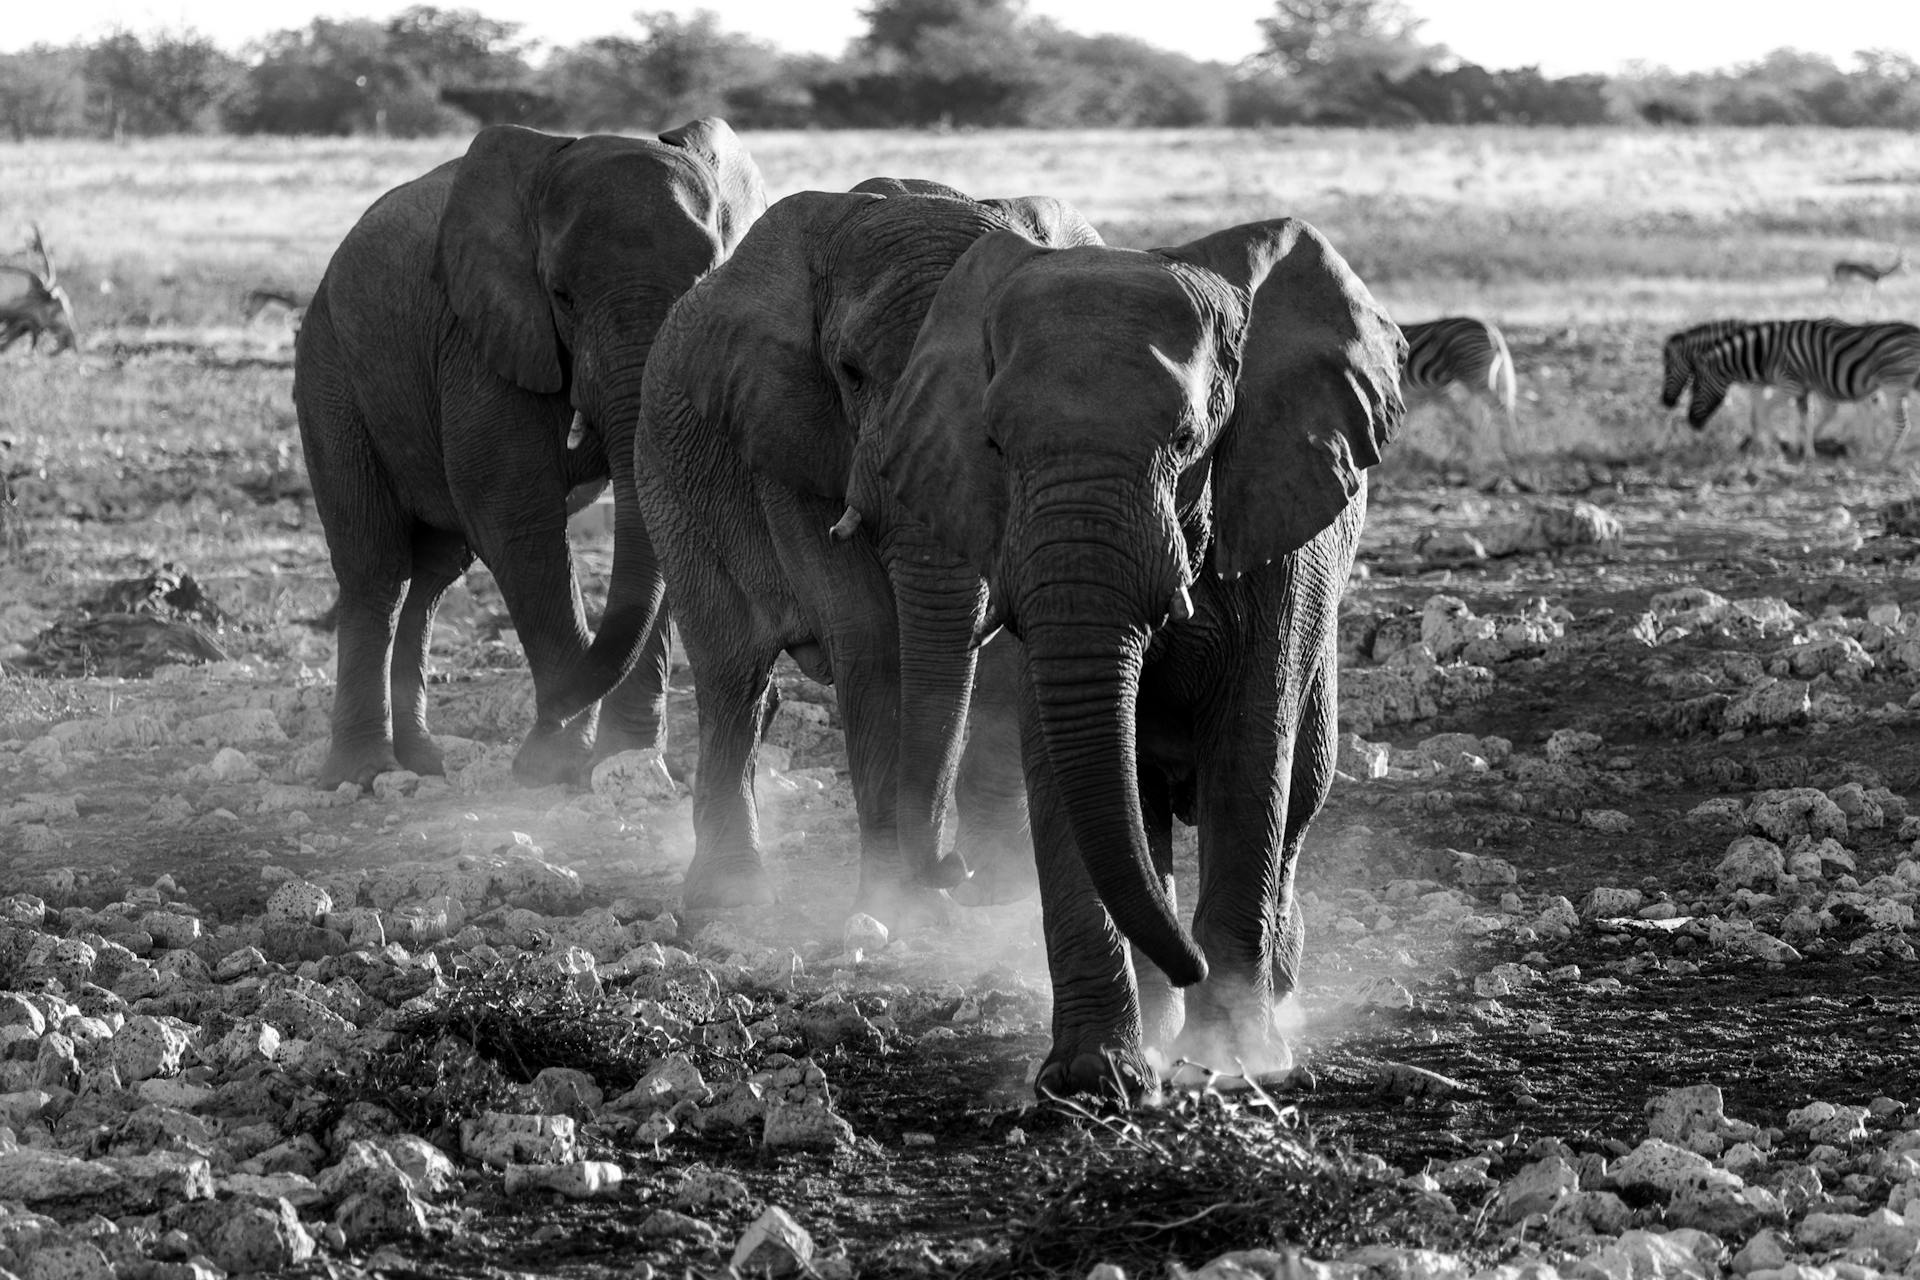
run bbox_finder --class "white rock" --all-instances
[1716,837,1784,889]
[591,749,678,806]
[208,746,261,782]
[842,913,889,953]
[762,1098,855,1151]
[265,879,332,925]
[458,1112,578,1169]
[1609,1138,1742,1196]
[731,1205,815,1277]
[111,1014,193,1081]
[502,1161,623,1199]
[1497,1156,1578,1221]
[1647,1085,1731,1144]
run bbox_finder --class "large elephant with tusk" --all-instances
[876,217,1405,1094]
[633,178,1093,922]
[295,119,766,790]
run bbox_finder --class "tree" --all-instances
[1238,0,1439,124]
[227,19,468,136]
[816,0,1042,126]
[84,29,241,136]
[384,5,530,87]
[0,46,87,140]
[1027,28,1224,126]
[540,11,795,132]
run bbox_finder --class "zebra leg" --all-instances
[1886,393,1913,464]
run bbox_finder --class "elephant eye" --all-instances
[552,289,575,317]
[838,359,865,391]
[1171,424,1199,453]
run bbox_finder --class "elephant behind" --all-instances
[878,218,1405,1094]
[634,181,1095,921]
[295,120,765,790]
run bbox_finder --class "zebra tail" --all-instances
[1486,325,1518,425]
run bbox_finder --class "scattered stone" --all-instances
[731,1206,814,1278]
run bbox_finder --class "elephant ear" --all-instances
[850,175,971,200]
[1159,217,1403,578]
[658,117,768,251]
[679,190,880,500]
[435,125,575,394]
[981,196,1104,248]
[880,229,1052,578]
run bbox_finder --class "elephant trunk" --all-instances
[885,519,990,889]
[549,379,666,722]
[1014,502,1205,984]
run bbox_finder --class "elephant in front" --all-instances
[877,218,1404,1093]
[295,120,766,790]
[634,181,1095,919]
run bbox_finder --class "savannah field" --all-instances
[3,126,1920,1280]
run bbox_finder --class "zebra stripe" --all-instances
[1660,319,1750,413]
[1688,318,1920,458]
[1400,316,1517,433]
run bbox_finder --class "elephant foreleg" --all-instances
[1131,764,1183,1057]
[594,606,673,760]
[1017,665,1150,1099]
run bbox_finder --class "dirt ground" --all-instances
[4,328,1920,1278]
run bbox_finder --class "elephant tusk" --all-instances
[973,624,1002,650]
[566,411,588,450]
[829,506,863,541]
[1169,584,1194,622]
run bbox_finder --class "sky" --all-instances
[3,0,1918,75]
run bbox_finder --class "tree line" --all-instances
[3,0,1918,140]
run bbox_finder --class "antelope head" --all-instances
[0,223,78,353]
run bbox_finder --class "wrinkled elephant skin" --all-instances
[634,182,1094,925]
[295,120,766,790]
[879,217,1406,1095]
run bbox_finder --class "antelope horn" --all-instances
[28,223,55,286]
[829,506,863,541]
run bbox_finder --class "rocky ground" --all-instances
[5,441,1920,1280]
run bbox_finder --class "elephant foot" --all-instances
[1034,1036,1157,1103]
[592,722,663,762]
[1170,1016,1294,1082]
[682,855,777,910]
[317,740,404,792]
[947,853,1039,907]
[512,732,593,788]
[393,732,445,777]
[852,876,955,934]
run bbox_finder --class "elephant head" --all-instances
[878,218,1404,983]
[664,183,1098,890]
[434,119,766,721]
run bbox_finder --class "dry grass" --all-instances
[0,124,1917,586]
[5,126,1918,328]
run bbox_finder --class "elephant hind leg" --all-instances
[390,525,473,777]
[678,591,782,911]
[298,310,412,792]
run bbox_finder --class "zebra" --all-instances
[1685,318,1920,460]
[1399,316,1518,457]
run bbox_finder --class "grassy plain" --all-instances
[2,124,1919,582]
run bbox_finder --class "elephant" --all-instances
[633,179,1095,920]
[294,119,766,791]
[876,217,1405,1094]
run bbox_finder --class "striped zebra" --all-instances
[1399,316,1518,456]
[1685,318,1920,460]
[1660,318,1785,451]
